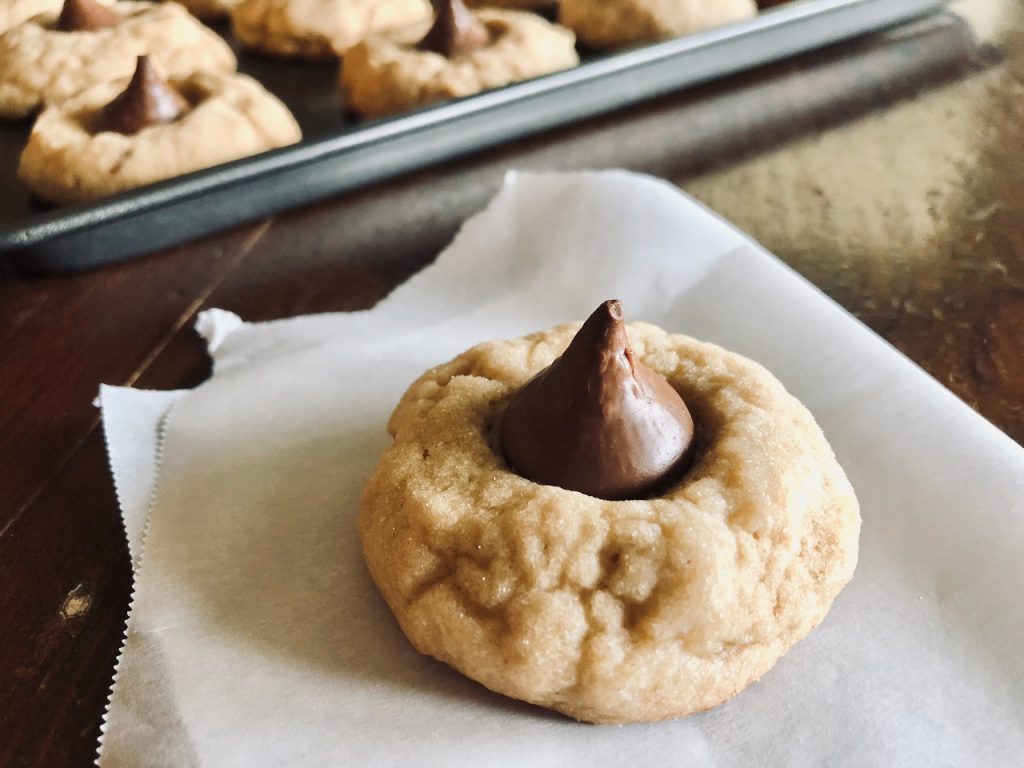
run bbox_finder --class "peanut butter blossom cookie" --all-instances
[560,0,757,50]
[0,0,63,33]
[359,300,860,723]
[18,56,301,204]
[231,0,432,60]
[342,0,579,118]
[0,0,236,120]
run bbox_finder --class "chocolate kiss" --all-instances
[96,57,190,135]
[417,0,489,58]
[500,301,696,501]
[56,0,120,31]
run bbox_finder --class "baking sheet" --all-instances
[0,0,950,271]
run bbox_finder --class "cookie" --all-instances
[231,0,432,60]
[18,63,301,204]
[173,0,240,19]
[0,0,63,33]
[0,1,236,120]
[560,0,757,50]
[358,316,860,724]
[342,8,578,118]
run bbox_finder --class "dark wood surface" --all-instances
[2,2,1022,765]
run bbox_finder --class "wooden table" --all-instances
[2,1,1021,764]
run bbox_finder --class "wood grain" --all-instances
[0,223,269,534]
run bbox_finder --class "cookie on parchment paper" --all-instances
[0,1,236,120]
[359,318,860,723]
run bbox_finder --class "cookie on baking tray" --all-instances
[560,0,757,50]
[231,0,432,60]
[359,300,860,724]
[18,56,301,204]
[172,0,240,20]
[0,0,63,33]
[0,0,236,120]
[342,0,578,119]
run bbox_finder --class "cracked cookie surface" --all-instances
[231,0,431,59]
[0,1,236,120]
[359,321,860,723]
[18,70,300,204]
[0,0,62,33]
[342,8,578,118]
[560,0,757,49]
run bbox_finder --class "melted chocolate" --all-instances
[500,301,695,500]
[417,0,489,58]
[95,56,190,135]
[56,0,120,32]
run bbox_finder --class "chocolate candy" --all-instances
[95,56,190,135]
[56,0,120,32]
[500,301,695,500]
[417,0,489,58]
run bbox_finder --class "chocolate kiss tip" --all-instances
[56,0,120,32]
[565,299,627,366]
[590,299,623,334]
[418,0,489,58]
[96,56,190,136]
[500,301,696,501]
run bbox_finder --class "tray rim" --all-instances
[0,0,952,254]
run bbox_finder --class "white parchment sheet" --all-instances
[99,171,1024,767]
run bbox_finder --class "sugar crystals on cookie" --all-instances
[342,0,579,118]
[359,299,860,724]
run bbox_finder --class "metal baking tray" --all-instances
[0,0,949,273]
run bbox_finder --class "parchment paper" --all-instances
[99,171,1024,767]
